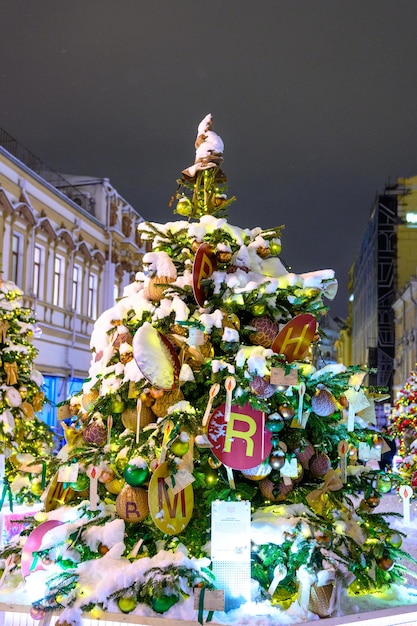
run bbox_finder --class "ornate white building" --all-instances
[0,128,147,428]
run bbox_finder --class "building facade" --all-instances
[0,128,147,428]
[350,177,417,420]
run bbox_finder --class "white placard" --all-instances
[211,500,251,561]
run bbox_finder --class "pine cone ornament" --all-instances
[259,478,294,502]
[248,316,278,348]
[293,440,315,469]
[311,385,338,417]
[250,375,275,398]
[151,389,184,418]
[82,419,107,446]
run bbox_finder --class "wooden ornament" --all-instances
[148,461,194,534]
[116,485,149,522]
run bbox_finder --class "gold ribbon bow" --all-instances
[0,321,9,343]
[306,469,343,515]
[4,362,18,385]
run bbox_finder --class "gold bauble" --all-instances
[81,389,99,411]
[121,405,154,431]
[105,477,124,494]
[20,402,35,420]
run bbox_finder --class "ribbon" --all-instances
[306,469,343,515]
[197,585,214,625]
[4,362,18,385]
[0,477,13,512]
[41,461,47,489]
[0,321,9,343]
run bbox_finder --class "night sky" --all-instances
[2,1,417,319]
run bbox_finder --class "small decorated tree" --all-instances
[0,116,414,625]
[390,368,417,480]
[0,278,54,505]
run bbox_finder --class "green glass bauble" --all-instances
[69,472,90,492]
[123,464,150,487]
[376,475,392,493]
[151,594,179,614]
[265,419,284,433]
[170,440,189,457]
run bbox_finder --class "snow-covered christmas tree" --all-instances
[0,116,414,625]
[390,369,417,481]
[0,278,54,505]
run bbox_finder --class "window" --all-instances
[87,272,98,318]
[11,234,22,285]
[72,265,82,312]
[53,255,65,307]
[33,244,43,298]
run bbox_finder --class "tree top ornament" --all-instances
[170,113,236,219]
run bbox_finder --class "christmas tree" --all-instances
[0,116,414,625]
[0,278,54,506]
[390,369,417,480]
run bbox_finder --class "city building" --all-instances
[0,127,147,429]
[350,177,417,422]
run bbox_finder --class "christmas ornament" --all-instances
[150,593,179,614]
[121,404,154,431]
[147,275,175,302]
[175,196,193,216]
[309,453,331,478]
[250,375,275,398]
[207,403,272,470]
[133,323,180,390]
[5,387,22,407]
[376,474,392,493]
[69,472,90,492]
[293,440,315,469]
[123,459,150,487]
[192,243,217,306]
[386,532,402,548]
[118,596,137,614]
[20,401,35,419]
[376,555,394,571]
[81,388,99,411]
[30,607,46,621]
[277,403,295,420]
[269,451,286,470]
[259,477,293,502]
[148,461,194,534]
[98,466,115,483]
[241,460,272,481]
[311,385,338,417]
[308,583,334,618]
[105,477,124,494]
[271,314,317,362]
[115,485,149,522]
[151,389,184,418]
[248,316,278,348]
[82,419,107,446]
